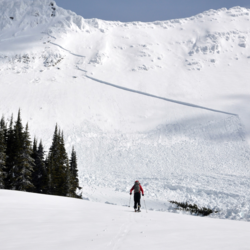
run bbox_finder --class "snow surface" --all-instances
[0,0,250,221]
[1,190,250,250]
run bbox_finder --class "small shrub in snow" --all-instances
[169,200,218,216]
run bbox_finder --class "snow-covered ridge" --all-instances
[1,1,250,34]
[0,0,86,32]
[1,1,250,68]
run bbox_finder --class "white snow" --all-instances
[0,0,250,221]
[1,190,250,250]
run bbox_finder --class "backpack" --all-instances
[134,181,140,193]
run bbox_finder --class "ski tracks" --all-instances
[106,212,135,250]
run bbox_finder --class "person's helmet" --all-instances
[135,180,139,183]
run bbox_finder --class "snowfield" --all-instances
[0,0,250,221]
[1,190,250,250]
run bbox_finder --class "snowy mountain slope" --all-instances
[1,190,250,250]
[0,0,250,220]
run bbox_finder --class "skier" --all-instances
[130,180,144,212]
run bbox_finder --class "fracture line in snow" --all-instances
[85,74,238,117]
[41,32,56,40]
[49,42,85,58]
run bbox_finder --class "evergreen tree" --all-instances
[58,132,68,195]
[0,116,6,129]
[0,116,7,142]
[65,159,74,197]
[9,110,24,189]
[31,138,38,191]
[69,146,81,198]
[32,139,47,193]
[5,115,16,189]
[0,117,7,189]
[13,123,35,191]
[37,141,47,193]
[1,110,81,199]
[46,153,54,195]
[48,126,68,196]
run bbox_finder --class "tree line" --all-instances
[0,110,81,198]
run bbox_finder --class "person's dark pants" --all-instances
[134,192,141,210]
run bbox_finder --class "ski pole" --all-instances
[143,196,148,213]
[129,195,131,207]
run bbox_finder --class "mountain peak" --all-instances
[0,0,85,34]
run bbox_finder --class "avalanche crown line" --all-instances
[81,71,238,117]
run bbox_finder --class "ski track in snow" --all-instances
[2,191,250,250]
[107,213,133,250]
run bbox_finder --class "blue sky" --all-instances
[55,0,250,22]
